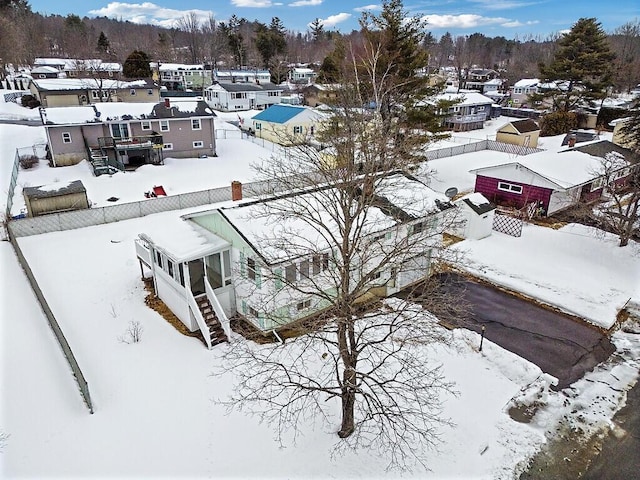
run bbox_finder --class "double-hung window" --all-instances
[497,181,523,194]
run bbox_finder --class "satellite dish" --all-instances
[444,187,458,199]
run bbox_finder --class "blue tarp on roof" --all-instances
[252,104,305,124]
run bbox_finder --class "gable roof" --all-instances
[210,173,452,264]
[252,104,310,124]
[209,81,283,93]
[470,149,607,190]
[42,100,215,125]
[435,91,494,106]
[23,180,86,199]
[31,78,155,92]
[513,78,539,88]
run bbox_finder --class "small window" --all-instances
[191,118,201,130]
[497,181,523,194]
[296,299,311,311]
[247,257,256,281]
[255,122,261,130]
[130,89,136,95]
[141,121,151,131]
[147,89,153,95]
[193,141,204,148]
[91,90,99,99]
[293,126,303,134]
[285,264,296,283]
[163,143,173,150]
[248,306,258,317]
[62,132,72,144]
[299,260,310,279]
[160,120,169,132]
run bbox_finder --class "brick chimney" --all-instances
[567,134,576,148]
[231,181,242,201]
[164,98,170,108]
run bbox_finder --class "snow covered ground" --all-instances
[1,97,639,478]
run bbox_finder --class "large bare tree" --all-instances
[213,1,463,471]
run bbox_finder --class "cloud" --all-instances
[313,12,351,28]
[468,0,543,10]
[354,4,382,12]
[422,13,514,29]
[289,0,323,6]
[501,20,539,27]
[88,2,213,28]
[231,0,277,6]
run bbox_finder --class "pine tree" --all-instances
[123,50,152,78]
[97,31,110,54]
[535,18,615,111]
[619,98,640,152]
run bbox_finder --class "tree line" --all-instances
[1,0,638,92]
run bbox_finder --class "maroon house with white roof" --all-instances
[470,141,638,215]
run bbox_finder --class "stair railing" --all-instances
[186,290,212,350]
[205,279,232,341]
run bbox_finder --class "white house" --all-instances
[510,79,539,106]
[135,173,455,347]
[434,90,495,131]
[157,63,210,90]
[204,81,283,111]
[288,67,316,85]
[213,69,271,84]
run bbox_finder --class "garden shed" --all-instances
[23,180,90,217]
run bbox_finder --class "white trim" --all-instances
[62,131,72,143]
[163,143,173,150]
[193,140,204,148]
[497,181,523,194]
[191,118,201,130]
[141,120,151,131]
[160,120,170,132]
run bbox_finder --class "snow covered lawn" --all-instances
[453,223,640,330]
[3,213,547,478]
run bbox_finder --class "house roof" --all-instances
[435,91,494,106]
[569,140,640,164]
[215,173,452,264]
[31,66,60,74]
[210,82,283,93]
[513,78,539,88]
[31,78,154,92]
[470,149,609,190]
[506,119,540,134]
[561,130,599,146]
[23,180,86,199]
[459,193,495,215]
[42,100,215,125]
[252,104,311,124]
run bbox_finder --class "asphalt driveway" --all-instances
[412,272,615,390]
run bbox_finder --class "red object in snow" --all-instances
[152,185,167,196]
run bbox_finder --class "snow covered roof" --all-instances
[31,66,60,74]
[470,149,607,189]
[513,78,539,88]
[458,192,495,215]
[141,218,231,263]
[435,91,494,106]
[216,173,451,264]
[42,100,215,125]
[31,78,153,91]
[33,58,121,71]
[23,180,86,199]
[158,63,205,71]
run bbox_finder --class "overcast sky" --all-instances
[27,0,639,39]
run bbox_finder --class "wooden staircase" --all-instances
[196,295,228,346]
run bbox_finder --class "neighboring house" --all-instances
[495,119,541,148]
[134,173,454,346]
[510,78,539,106]
[250,104,326,145]
[302,84,339,107]
[561,130,599,147]
[213,69,271,84]
[288,67,317,85]
[157,63,211,90]
[30,66,61,79]
[204,81,283,111]
[611,117,634,149]
[463,69,501,93]
[434,91,495,132]
[30,78,160,107]
[42,99,217,171]
[450,193,495,240]
[34,58,122,79]
[470,141,638,215]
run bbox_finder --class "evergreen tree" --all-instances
[255,17,287,68]
[123,50,152,78]
[619,98,640,152]
[97,31,110,54]
[309,18,325,42]
[534,18,615,111]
